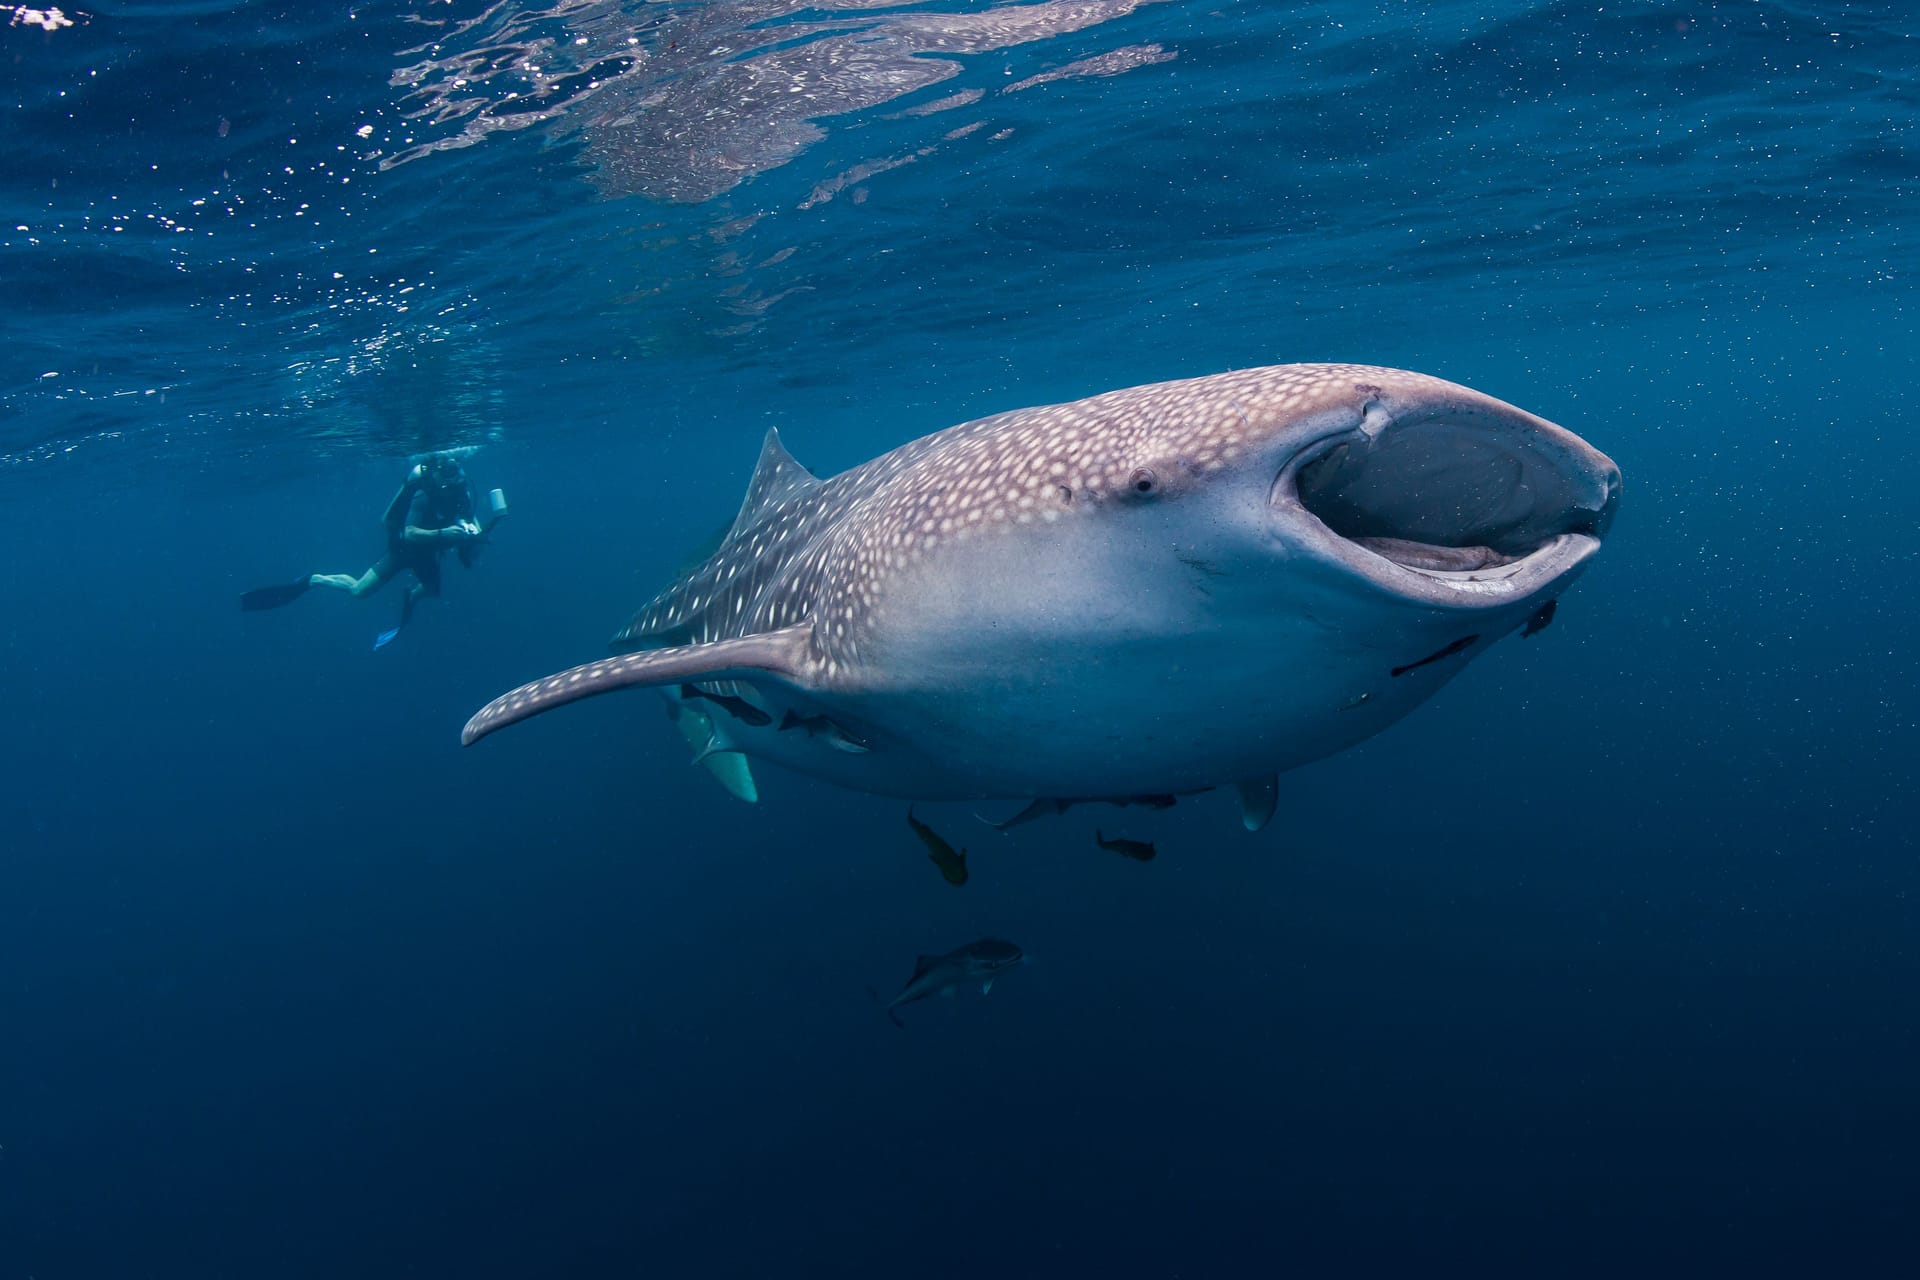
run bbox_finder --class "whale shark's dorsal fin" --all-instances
[730,427,821,539]
[612,429,827,653]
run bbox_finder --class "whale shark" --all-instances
[463,364,1620,824]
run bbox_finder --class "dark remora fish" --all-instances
[907,807,968,886]
[983,794,1178,831]
[677,682,773,727]
[869,938,1025,1027]
[1095,830,1157,862]
[1389,634,1479,678]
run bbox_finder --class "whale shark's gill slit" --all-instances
[1293,415,1601,570]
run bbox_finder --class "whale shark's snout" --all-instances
[1270,384,1621,611]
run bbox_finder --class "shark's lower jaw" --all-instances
[1274,404,1621,609]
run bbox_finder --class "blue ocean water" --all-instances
[3,0,1917,1273]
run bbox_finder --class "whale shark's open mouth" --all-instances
[1277,409,1621,608]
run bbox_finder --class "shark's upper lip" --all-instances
[1271,400,1621,610]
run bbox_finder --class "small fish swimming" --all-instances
[981,794,1178,831]
[1389,634,1480,678]
[1095,830,1157,862]
[1522,598,1558,638]
[907,806,968,886]
[870,938,1025,1027]
[777,709,870,754]
[677,682,772,727]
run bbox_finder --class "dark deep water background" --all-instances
[3,1,1918,1274]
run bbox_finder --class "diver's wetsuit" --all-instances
[376,468,476,600]
[307,463,480,632]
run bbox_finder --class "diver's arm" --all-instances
[402,519,480,548]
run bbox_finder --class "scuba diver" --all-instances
[240,451,507,649]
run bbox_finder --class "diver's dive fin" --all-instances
[238,578,311,611]
[1234,775,1279,833]
[463,624,815,746]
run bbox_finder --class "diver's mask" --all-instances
[422,455,467,496]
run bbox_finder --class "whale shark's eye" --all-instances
[1129,468,1158,495]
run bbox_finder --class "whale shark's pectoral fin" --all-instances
[688,724,763,802]
[689,729,762,803]
[463,624,814,746]
[697,750,759,804]
[1234,775,1279,833]
[666,697,760,803]
[688,732,732,766]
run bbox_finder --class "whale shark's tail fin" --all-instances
[463,624,814,746]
